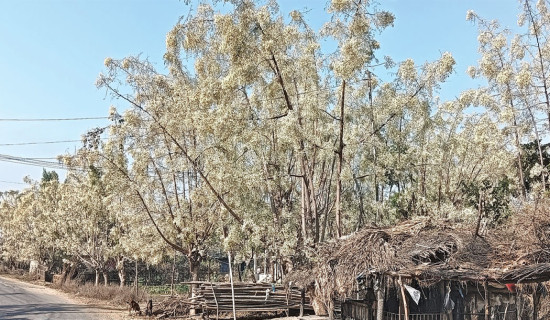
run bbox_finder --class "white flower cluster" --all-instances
[530,163,545,178]
[375,11,395,28]
[289,10,301,22]
[330,0,353,12]
[166,29,178,51]
[466,66,477,78]
[537,0,548,16]
[479,55,497,78]
[477,31,492,45]
[510,35,525,59]
[495,68,512,84]
[466,10,475,22]
[499,107,515,124]
[492,34,507,50]
[122,58,130,70]
[350,14,369,34]
[398,59,416,81]
[436,52,455,80]
[516,66,531,88]
[517,13,526,27]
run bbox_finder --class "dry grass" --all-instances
[53,280,148,306]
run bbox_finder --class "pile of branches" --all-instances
[155,296,192,318]
[509,199,550,264]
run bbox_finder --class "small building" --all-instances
[288,215,550,320]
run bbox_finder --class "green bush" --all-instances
[144,284,189,295]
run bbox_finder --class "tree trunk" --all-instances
[117,257,126,288]
[524,0,550,132]
[118,268,126,288]
[60,261,70,284]
[67,264,77,283]
[253,250,258,282]
[526,106,546,191]
[189,252,201,316]
[171,250,176,296]
[301,176,308,243]
[335,80,346,238]
[103,271,108,286]
[135,260,138,296]
[353,174,366,231]
[95,269,100,287]
[510,97,527,198]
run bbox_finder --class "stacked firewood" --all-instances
[196,282,311,312]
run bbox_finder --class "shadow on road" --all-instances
[0,303,97,319]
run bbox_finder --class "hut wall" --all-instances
[408,285,445,314]
[341,280,519,320]
[459,285,517,320]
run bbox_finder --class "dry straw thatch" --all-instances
[290,203,550,311]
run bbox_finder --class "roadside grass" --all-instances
[53,280,148,306]
[0,267,42,282]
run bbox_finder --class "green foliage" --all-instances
[144,284,189,295]
[521,140,550,192]
[41,169,58,183]
[460,177,512,224]
[388,192,409,220]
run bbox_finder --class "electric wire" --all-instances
[0,153,67,170]
[0,140,82,146]
[0,117,108,122]
[0,180,26,185]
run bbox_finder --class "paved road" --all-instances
[0,276,119,320]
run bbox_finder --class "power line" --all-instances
[0,139,82,146]
[0,117,108,122]
[0,154,68,170]
[0,180,26,185]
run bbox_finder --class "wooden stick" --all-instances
[228,252,236,320]
[484,280,490,320]
[398,276,409,320]
[533,283,540,320]
[300,288,305,317]
[210,282,219,320]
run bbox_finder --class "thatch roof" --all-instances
[291,208,550,302]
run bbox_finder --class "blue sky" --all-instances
[0,0,521,191]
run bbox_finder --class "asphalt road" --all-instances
[0,276,118,320]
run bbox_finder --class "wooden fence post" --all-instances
[300,288,305,317]
[135,260,138,296]
[484,280,490,320]
[228,251,237,320]
[533,284,540,320]
[376,277,385,320]
[398,276,409,320]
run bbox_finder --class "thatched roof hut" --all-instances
[290,210,550,319]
